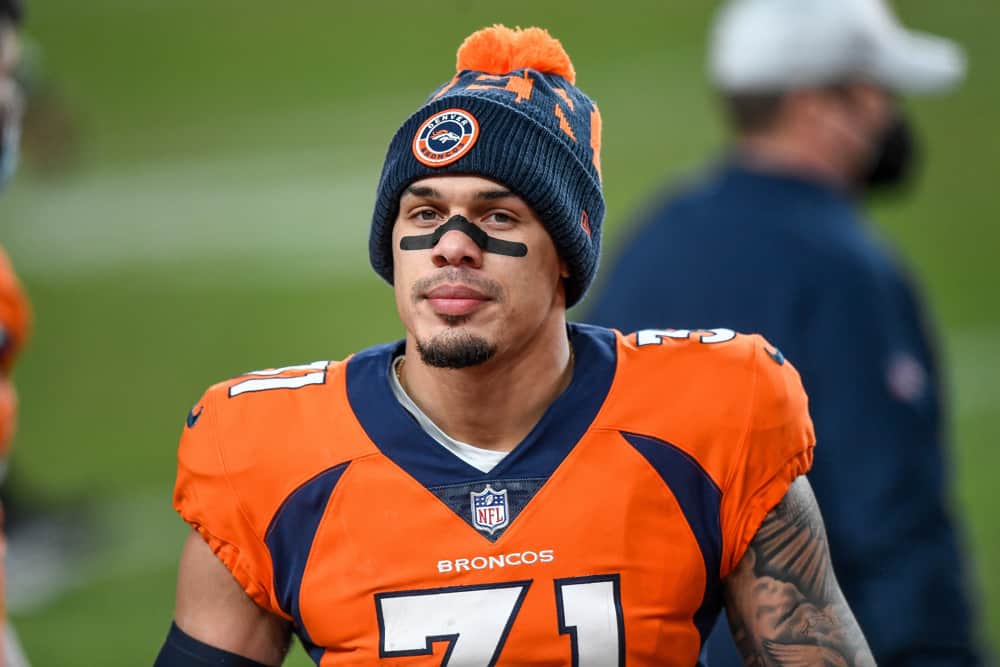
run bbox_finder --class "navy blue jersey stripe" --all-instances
[621,431,724,646]
[264,462,349,657]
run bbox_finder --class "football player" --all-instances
[0,0,32,665]
[157,25,875,666]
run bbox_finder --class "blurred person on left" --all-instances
[0,1,33,665]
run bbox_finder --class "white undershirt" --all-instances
[389,356,510,473]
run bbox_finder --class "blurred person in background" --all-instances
[0,0,86,632]
[586,0,986,665]
[0,0,33,664]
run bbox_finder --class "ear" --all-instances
[559,259,571,279]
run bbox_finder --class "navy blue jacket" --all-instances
[586,161,982,666]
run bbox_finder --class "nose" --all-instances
[432,227,484,269]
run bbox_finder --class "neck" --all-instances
[737,132,849,190]
[398,316,573,452]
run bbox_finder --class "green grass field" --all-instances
[0,1,997,664]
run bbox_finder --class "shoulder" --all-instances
[783,223,905,341]
[604,327,812,475]
[609,329,814,573]
[173,357,358,615]
[607,326,784,428]
[198,358,343,421]
[618,163,730,239]
[173,355,383,608]
[175,355,378,525]
[614,325,763,387]
[183,337,405,474]
[180,357,359,471]
[785,204,896,287]
[631,327,807,412]
[211,359,342,406]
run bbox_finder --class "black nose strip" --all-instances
[399,215,528,257]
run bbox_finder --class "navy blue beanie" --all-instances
[370,25,604,307]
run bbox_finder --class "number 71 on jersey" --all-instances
[376,575,624,666]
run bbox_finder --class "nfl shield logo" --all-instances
[470,485,509,535]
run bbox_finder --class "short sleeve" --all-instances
[719,339,816,576]
[173,385,287,618]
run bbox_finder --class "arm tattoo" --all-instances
[724,477,875,667]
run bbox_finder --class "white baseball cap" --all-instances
[710,0,966,94]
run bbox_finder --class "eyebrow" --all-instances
[406,185,441,199]
[403,185,516,201]
[476,189,515,201]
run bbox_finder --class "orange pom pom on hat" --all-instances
[370,25,604,307]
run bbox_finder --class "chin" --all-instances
[415,327,497,369]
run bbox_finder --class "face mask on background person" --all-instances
[829,86,920,195]
[860,111,919,193]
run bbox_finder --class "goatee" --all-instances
[417,331,496,369]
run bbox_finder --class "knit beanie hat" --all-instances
[370,25,604,307]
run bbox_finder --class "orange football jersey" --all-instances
[174,324,814,666]
[0,245,30,458]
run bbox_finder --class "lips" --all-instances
[425,284,491,317]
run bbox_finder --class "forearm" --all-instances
[724,477,875,666]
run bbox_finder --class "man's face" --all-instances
[819,83,897,181]
[391,175,568,369]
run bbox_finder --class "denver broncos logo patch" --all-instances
[412,108,479,167]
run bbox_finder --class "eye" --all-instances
[411,208,440,225]
[485,211,517,228]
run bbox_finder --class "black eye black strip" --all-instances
[399,215,528,257]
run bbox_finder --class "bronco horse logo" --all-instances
[430,129,462,144]
[413,108,480,167]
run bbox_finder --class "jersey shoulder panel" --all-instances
[198,357,376,476]
[600,327,761,472]
[601,328,815,575]
[209,358,372,457]
[173,357,379,615]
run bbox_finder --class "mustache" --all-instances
[411,268,504,304]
